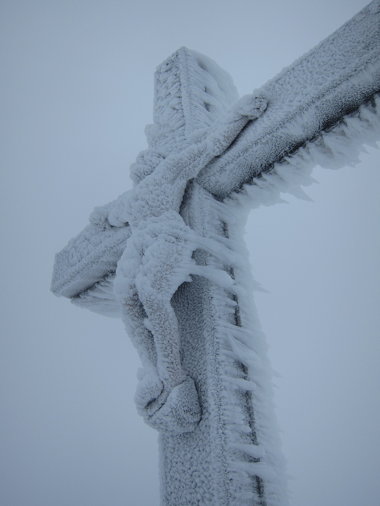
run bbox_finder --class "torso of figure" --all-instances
[108,139,209,230]
[91,93,267,232]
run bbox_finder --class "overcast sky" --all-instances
[1,1,379,505]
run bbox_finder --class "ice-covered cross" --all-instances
[52,3,379,505]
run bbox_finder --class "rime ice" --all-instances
[51,6,380,502]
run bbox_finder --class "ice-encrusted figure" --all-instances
[90,94,267,433]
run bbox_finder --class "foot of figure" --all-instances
[135,369,165,414]
[140,376,201,434]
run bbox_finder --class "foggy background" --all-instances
[1,0,379,505]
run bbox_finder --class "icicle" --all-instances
[232,442,266,459]
[190,265,236,290]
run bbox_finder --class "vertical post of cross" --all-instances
[152,48,286,506]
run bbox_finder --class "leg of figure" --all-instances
[114,237,164,415]
[138,293,186,389]
[120,293,165,415]
[120,291,157,367]
[138,291,201,434]
[135,230,201,433]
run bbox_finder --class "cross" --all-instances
[51,2,379,505]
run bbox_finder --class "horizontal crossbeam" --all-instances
[198,0,380,197]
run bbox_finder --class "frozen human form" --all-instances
[90,94,267,433]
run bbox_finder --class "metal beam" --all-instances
[198,0,380,197]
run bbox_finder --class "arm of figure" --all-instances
[159,93,268,184]
[206,94,267,157]
[88,189,134,229]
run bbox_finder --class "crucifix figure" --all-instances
[52,2,379,505]
[90,92,267,433]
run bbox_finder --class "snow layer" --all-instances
[52,13,380,502]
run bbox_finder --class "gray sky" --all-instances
[1,1,379,505]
